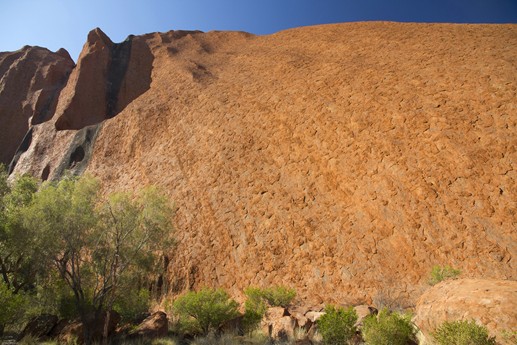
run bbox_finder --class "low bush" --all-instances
[172,288,240,335]
[114,288,150,323]
[244,286,296,308]
[317,305,357,345]
[428,265,461,285]
[501,330,517,344]
[0,283,27,331]
[432,319,496,345]
[242,292,267,335]
[362,308,416,345]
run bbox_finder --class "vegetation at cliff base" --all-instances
[317,305,357,345]
[173,288,240,336]
[0,169,175,343]
[361,308,416,345]
[428,265,461,285]
[432,319,496,345]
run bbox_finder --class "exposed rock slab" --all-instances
[87,23,516,304]
[128,311,168,338]
[414,279,517,345]
[3,22,517,305]
[9,27,153,181]
[0,46,74,165]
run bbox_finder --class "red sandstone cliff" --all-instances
[0,46,74,166]
[2,23,516,305]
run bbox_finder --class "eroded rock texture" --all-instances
[3,23,517,305]
[414,279,517,345]
[9,28,153,181]
[0,46,74,166]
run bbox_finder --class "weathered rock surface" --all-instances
[0,46,74,166]
[57,311,120,344]
[18,314,58,340]
[414,279,517,345]
[128,311,168,338]
[54,28,153,130]
[261,307,297,340]
[3,22,517,305]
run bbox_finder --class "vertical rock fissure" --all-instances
[8,128,33,174]
[106,37,133,118]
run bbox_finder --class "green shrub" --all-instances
[501,330,517,344]
[432,319,496,345]
[362,308,416,345]
[428,265,461,285]
[317,305,358,345]
[114,288,150,323]
[243,286,296,307]
[172,288,240,335]
[0,283,28,328]
[242,292,267,335]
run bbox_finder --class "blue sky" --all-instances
[1,0,516,61]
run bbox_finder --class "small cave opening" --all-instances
[68,145,85,168]
[41,164,51,181]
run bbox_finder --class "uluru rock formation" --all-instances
[415,279,517,344]
[1,22,516,305]
[0,45,74,167]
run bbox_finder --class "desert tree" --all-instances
[23,175,174,344]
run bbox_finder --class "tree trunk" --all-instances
[102,310,111,345]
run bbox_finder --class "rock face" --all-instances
[18,314,58,340]
[8,27,153,182]
[129,311,168,338]
[2,22,516,305]
[414,279,517,345]
[0,46,74,166]
[54,28,153,130]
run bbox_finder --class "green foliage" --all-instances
[0,174,44,294]
[173,288,240,335]
[501,330,517,344]
[432,319,496,345]
[0,283,28,326]
[242,289,267,335]
[317,305,358,345]
[18,175,174,343]
[428,265,461,285]
[362,308,416,345]
[244,285,296,307]
[114,288,151,323]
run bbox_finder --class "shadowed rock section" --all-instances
[6,28,154,182]
[0,46,74,165]
[51,124,102,178]
[54,28,153,130]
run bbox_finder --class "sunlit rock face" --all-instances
[2,22,516,305]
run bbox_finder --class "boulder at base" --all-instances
[414,279,517,345]
[129,311,168,338]
[18,314,58,340]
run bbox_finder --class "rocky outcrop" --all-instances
[54,28,153,130]
[2,22,517,305]
[18,314,58,341]
[128,311,168,338]
[9,27,154,181]
[0,46,74,166]
[414,279,517,345]
[57,311,121,344]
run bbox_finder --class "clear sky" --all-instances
[1,0,516,61]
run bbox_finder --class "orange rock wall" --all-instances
[5,22,517,305]
[0,46,74,165]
